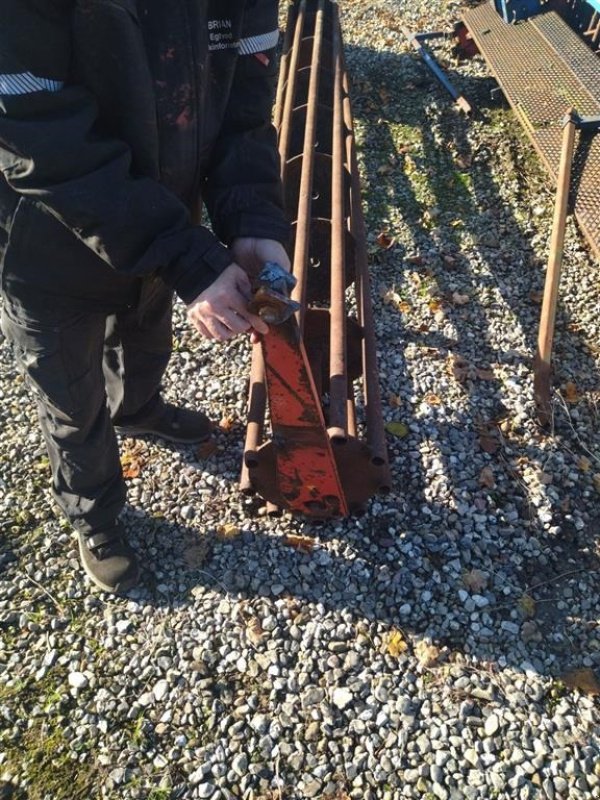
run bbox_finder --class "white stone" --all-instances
[332,687,354,710]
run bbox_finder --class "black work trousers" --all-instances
[1,276,173,534]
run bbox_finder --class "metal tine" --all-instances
[328,1,348,443]
[278,0,307,176]
[290,0,325,329]
[341,34,390,479]
[240,346,267,492]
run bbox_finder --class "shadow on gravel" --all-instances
[114,500,600,684]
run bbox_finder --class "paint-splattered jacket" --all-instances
[0,0,289,308]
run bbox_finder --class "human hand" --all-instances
[186,263,269,341]
[231,237,291,277]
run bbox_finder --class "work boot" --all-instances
[78,522,140,594]
[115,401,213,444]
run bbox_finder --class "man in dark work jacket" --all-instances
[0,0,291,593]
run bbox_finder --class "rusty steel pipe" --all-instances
[278,0,307,175]
[328,4,348,442]
[241,0,390,515]
[290,0,325,324]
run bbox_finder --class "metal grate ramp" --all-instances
[462,2,600,260]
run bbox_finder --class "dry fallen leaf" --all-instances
[462,568,488,592]
[521,620,541,643]
[452,292,470,306]
[282,534,315,554]
[398,301,412,314]
[423,393,442,406]
[449,353,469,383]
[197,439,218,459]
[578,456,592,472]
[184,538,211,568]
[388,393,402,408]
[120,442,147,479]
[414,640,441,668]
[564,381,579,403]
[377,230,395,249]
[216,522,241,539]
[384,630,408,658]
[475,367,495,381]
[479,466,495,489]
[382,289,402,306]
[219,415,236,432]
[560,667,600,696]
[518,594,536,618]
[385,421,409,438]
[479,434,499,455]
[246,617,266,647]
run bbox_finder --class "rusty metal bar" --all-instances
[328,3,348,442]
[278,0,307,174]
[273,3,296,132]
[240,346,266,493]
[241,0,391,515]
[341,39,391,479]
[291,0,325,325]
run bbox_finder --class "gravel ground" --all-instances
[1,1,600,799]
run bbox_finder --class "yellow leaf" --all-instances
[518,594,536,618]
[216,522,241,539]
[282,534,314,554]
[385,421,409,438]
[561,668,600,696]
[428,298,443,313]
[463,568,488,592]
[398,301,412,314]
[384,630,408,658]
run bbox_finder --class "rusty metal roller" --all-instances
[240,0,391,516]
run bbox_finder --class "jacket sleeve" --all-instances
[0,0,233,304]
[202,0,290,248]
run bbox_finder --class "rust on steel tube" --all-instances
[343,76,389,472]
[277,0,307,180]
[290,0,325,326]
[328,3,348,442]
[240,346,266,492]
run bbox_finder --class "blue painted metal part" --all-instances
[494,0,546,24]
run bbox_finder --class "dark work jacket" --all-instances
[0,0,289,310]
